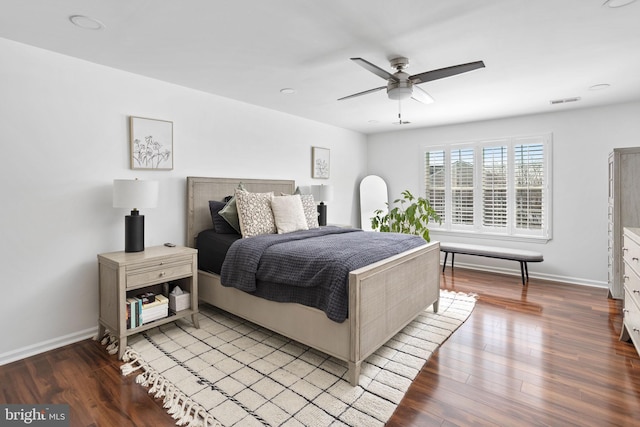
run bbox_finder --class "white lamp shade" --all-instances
[311,184,334,202]
[113,179,159,209]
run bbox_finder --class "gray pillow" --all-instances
[218,183,246,233]
[209,200,239,234]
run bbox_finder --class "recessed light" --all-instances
[603,0,637,7]
[69,15,105,30]
[280,88,296,94]
[589,83,611,91]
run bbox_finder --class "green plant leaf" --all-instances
[369,189,440,242]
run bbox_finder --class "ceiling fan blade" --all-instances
[410,60,485,84]
[411,85,435,104]
[337,86,386,101]
[351,58,398,81]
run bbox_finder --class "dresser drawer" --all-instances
[126,256,193,289]
[624,261,640,307]
[623,232,640,267]
[623,288,640,349]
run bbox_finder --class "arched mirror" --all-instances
[359,175,388,230]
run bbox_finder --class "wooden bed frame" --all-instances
[186,176,441,386]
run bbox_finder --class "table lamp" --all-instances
[113,179,159,252]
[311,184,334,226]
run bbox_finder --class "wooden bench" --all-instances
[440,242,543,286]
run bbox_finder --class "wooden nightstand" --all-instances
[97,245,199,359]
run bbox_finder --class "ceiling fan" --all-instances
[338,56,485,104]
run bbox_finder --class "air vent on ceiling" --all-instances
[550,97,581,105]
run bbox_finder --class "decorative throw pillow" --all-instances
[300,194,320,229]
[235,189,276,238]
[271,195,309,234]
[218,183,246,233]
[281,191,319,229]
[208,200,238,234]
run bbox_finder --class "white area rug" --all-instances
[115,290,476,427]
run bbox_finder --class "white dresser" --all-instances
[608,148,640,299]
[621,227,640,355]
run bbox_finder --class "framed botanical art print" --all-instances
[312,146,330,179]
[130,116,174,170]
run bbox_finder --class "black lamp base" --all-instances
[124,211,145,252]
[317,202,327,226]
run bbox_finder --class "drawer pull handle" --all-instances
[633,289,640,294]
[634,257,639,262]
[623,309,629,314]
[623,247,629,252]
[159,272,166,277]
[634,328,640,334]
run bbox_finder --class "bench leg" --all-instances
[451,253,455,271]
[442,252,448,273]
[520,261,528,286]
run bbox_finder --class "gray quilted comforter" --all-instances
[220,226,426,322]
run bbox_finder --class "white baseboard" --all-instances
[444,261,607,289]
[0,263,607,366]
[0,326,99,366]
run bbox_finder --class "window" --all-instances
[451,148,474,225]
[424,134,552,240]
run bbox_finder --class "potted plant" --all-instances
[371,190,441,242]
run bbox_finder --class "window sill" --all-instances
[429,229,550,244]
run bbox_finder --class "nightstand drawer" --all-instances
[126,257,193,288]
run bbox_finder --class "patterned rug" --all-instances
[111,290,476,427]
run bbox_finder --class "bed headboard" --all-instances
[186,176,296,248]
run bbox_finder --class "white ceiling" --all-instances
[2,0,639,134]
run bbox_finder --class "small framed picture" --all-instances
[312,146,330,179]
[130,116,173,170]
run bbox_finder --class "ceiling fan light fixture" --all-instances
[388,86,412,100]
[387,83,413,100]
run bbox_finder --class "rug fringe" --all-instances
[119,345,221,427]
[99,332,221,427]
[99,333,119,355]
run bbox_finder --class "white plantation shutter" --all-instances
[423,134,551,240]
[451,148,474,225]
[482,145,508,228]
[514,141,544,231]
[425,150,446,219]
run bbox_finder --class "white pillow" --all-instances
[280,192,319,229]
[235,189,276,238]
[271,195,309,234]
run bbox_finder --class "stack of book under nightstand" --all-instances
[126,293,169,329]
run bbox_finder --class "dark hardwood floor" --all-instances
[2,268,639,426]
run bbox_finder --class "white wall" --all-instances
[4,32,638,363]
[368,101,640,286]
[0,38,367,363]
